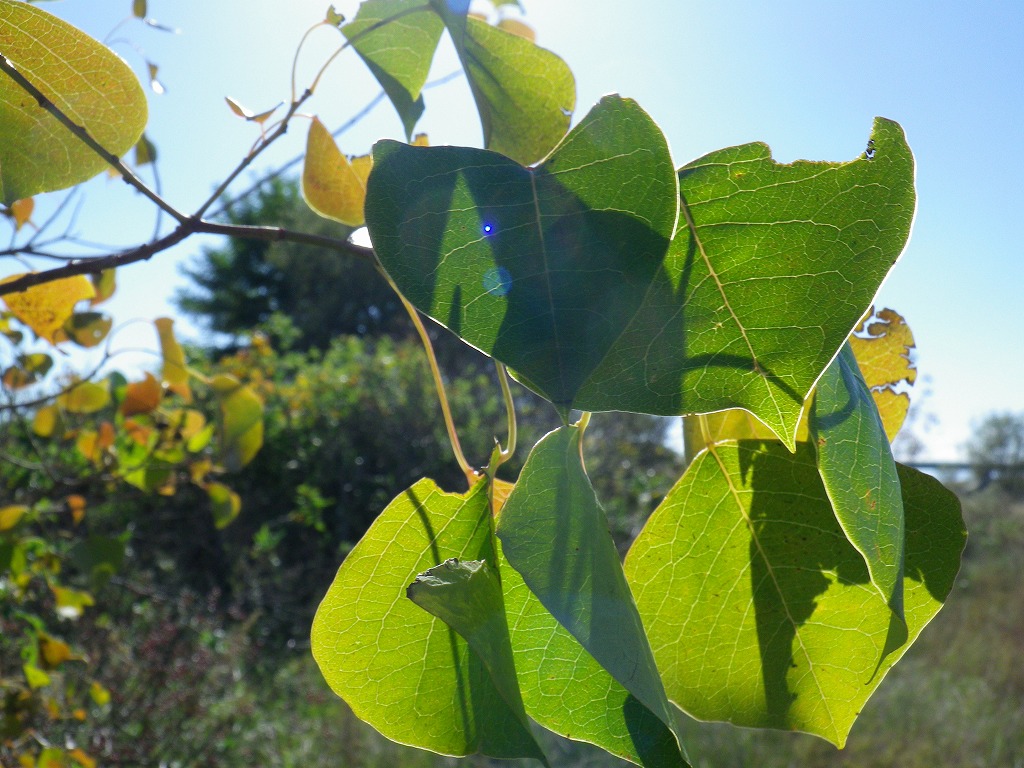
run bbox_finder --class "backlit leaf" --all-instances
[9,197,34,230]
[132,0,146,19]
[134,132,157,166]
[342,0,444,138]
[624,442,964,746]
[302,117,369,226]
[811,343,905,620]
[61,311,112,348]
[32,403,58,437]
[1,274,94,342]
[431,3,574,164]
[120,372,161,416]
[407,558,548,765]
[575,119,915,447]
[89,681,110,706]
[496,17,534,41]
[849,307,916,440]
[51,585,94,619]
[497,426,689,766]
[211,374,263,471]
[154,317,191,401]
[58,380,110,414]
[0,0,148,202]
[366,95,677,418]
[3,352,53,389]
[313,479,541,760]
[39,634,76,668]
[89,269,116,306]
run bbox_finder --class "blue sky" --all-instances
[18,0,1024,460]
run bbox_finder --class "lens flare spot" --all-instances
[483,267,512,297]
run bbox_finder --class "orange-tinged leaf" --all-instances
[3,352,53,389]
[123,418,153,446]
[33,404,59,437]
[96,421,115,450]
[69,749,95,768]
[89,270,116,306]
[155,317,191,401]
[411,133,429,147]
[497,17,535,41]
[58,380,110,414]
[0,504,28,531]
[76,430,99,462]
[849,307,916,441]
[302,117,368,226]
[10,197,34,230]
[66,494,86,524]
[1,275,95,342]
[491,478,514,516]
[225,97,279,124]
[62,312,112,348]
[120,372,162,416]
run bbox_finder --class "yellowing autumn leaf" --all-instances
[1,275,95,342]
[9,197,34,230]
[155,317,192,401]
[120,372,162,416]
[302,117,370,226]
[0,504,28,531]
[850,307,916,441]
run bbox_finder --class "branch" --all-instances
[0,220,373,297]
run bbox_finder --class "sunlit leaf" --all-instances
[120,372,161,416]
[624,442,965,746]
[58,380,110,414]
[496,17,534,41]
[811,343,905,621]
[68,749,96,768]
[325,5,345,26]
[313,479,541,759]
[497,427,689,766]
[342,0,445,138]
[9,197,34,230]
[39,634,76,668]
[89,269,116,306]
[1,274,95,342]
[574,119,915,447]
[89,681,110,706]
[0,0,148,202]
[207,482,241,529]
[61,311,112,348]
[132,0,146,18]
[302,117,369,226]
[3,352,53,389]
[146,61,165,94]
[66,494,86,524]
[51,585,95,619]
[430,3,574,164]
[407,558,548,765]
[32,404,58,437]
[154,317,191,401]
[0,504,28,531]
[23,663,51,689]
[367,95,677,420]
[849,307,916,440]
[134,132,158,166]
[211,374,263,471]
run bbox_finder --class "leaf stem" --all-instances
[494,362,517,464]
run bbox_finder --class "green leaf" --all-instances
[431,3,575,164]
[342,0,444,138]
[0,0,148,203]
[812,343,905,621]
[366,95,677,417]
[312,479,541,760]
[60,311,112,348]
[497,426,689,766]
[211,374,263,472]
[407,558,548,765]
[624,441,965,746]
[207,482,242,529]
[574,119,915,447]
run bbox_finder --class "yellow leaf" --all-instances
[155,317,192,401]
[51,585,94,619]
[224,96,279,124]
[33,404,59,437]
[207,482,242,529]
[66,494,86,524]
[89,681,111,706]
[132,0,147,19]
[69,749,95,768]
[23,663,51,690]
[58,380,111,414]
[302,117,369,226]
[39,634,76,668]
[120,372,162,416]
[497,17,536,41]
[76,430,99,462]
[1,275,95,342]
[411,133,430,147]
[491,479,515,517]
[10,197,34,230]
[212,374,264,471]
[62,312,112,348]
[0,504,28,531]
[849,307,916,441]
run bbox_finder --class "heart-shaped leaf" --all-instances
[313,479,544,760]
[575,119,915,446]
[0,0,148,203]
[624,441,964,746]
[366,94,678,417]
[498,426,690,766]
